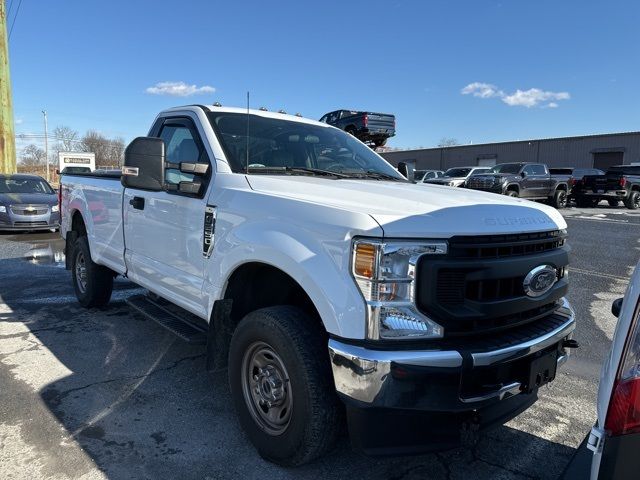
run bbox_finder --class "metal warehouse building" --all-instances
[380,131,640,172]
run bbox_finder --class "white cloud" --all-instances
[461,82,570,108]
[460,82,503,98]
[145,81,215,97]
[14,118,23,125]
[501,88,569,108]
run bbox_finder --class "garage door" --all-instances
[593,151,624,171]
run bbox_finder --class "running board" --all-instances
[125,294,207,345]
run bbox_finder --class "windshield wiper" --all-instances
[356,170,406,181]
[246,166,350,178]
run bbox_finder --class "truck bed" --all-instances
[61,173,126,275]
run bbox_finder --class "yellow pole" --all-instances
[0,0,16,174]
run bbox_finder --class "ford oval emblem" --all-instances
[523,265,558,297]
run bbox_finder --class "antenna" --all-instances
[245,91,250,174]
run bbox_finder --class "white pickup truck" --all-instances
[60,104,577,466]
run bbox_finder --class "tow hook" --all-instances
[562,339,580,349]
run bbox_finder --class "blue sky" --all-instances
[7,0,640,151]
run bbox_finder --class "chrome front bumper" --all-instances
[329,298,575,408]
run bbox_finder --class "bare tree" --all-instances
[53,126,80,152]
[437,137,460,147]
[107,137,125,167]
[20,144,46,166]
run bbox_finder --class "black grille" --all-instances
[466,276,524,302]
[449,230,565,259]
[14,221,48,226]
[467,177,495,189]
[416,230,569,336]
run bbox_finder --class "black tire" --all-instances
[71,236,114,308]
[228,306,341,466]
[624,191,640,210]
[506,189,519,198]
[551,189,568,209]
[607,199,620,207]
[374,137,387,147]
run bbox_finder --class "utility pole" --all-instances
[42,110,49,181]
[0,0,16,174]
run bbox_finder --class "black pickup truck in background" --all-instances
[574,165,640,209]
[320,109,395,147]
[549,167,604,202]
[465,162,571,208]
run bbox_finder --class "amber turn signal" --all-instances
[354,243,377,278]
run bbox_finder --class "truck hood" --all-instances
[246,176,566,237]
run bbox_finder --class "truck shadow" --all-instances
[0,244,577,480]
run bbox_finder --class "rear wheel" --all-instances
[228,306,341,466]
[71,236,113,308]
[551,189,568,209]
[624,191,640,210]
[373,137,387,147]
[607,199,620,207]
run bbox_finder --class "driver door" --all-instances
[123,116,211,317]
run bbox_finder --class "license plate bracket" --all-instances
[525,350,558,393]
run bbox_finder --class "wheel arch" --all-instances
[207,261,325,371]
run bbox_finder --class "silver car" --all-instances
[0,174,60,231]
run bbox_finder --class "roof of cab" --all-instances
[159,104,331,128]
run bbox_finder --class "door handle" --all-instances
[129,196,145,210]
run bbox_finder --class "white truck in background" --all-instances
[58,151,95,174]
[59,104,577,466]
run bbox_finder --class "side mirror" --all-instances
[521,171,527,178]
[612,298,623,318]
[122,137,165,191]
[398,162,415,182]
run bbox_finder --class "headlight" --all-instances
[0,205,6,213]
[352,239,447,340]
[51,204,59,213]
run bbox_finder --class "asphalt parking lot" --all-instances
[1,205,639,480]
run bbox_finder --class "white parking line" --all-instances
[569,267,630,282]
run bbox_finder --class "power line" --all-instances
[8,0,22,40]
[7,0,14,21]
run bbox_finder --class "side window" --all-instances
[158,121,206,187]
[531,164,546,175]
[319,115,328,123]
[522,165,535,176]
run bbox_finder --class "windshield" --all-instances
[443,168,471,178]
[491,164,523,174]
[0,177,54,194]
[207,112,404,180]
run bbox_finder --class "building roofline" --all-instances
[384,130,640,155]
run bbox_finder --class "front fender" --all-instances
[206,219,377,339]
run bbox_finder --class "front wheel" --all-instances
[551,189,568,209]
[506,190,519,198]
[607,199,620,207]
[71,236,114,308]
[624,191,640,210]
[228,306,341,466]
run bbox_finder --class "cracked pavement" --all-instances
[1,205,638,479]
